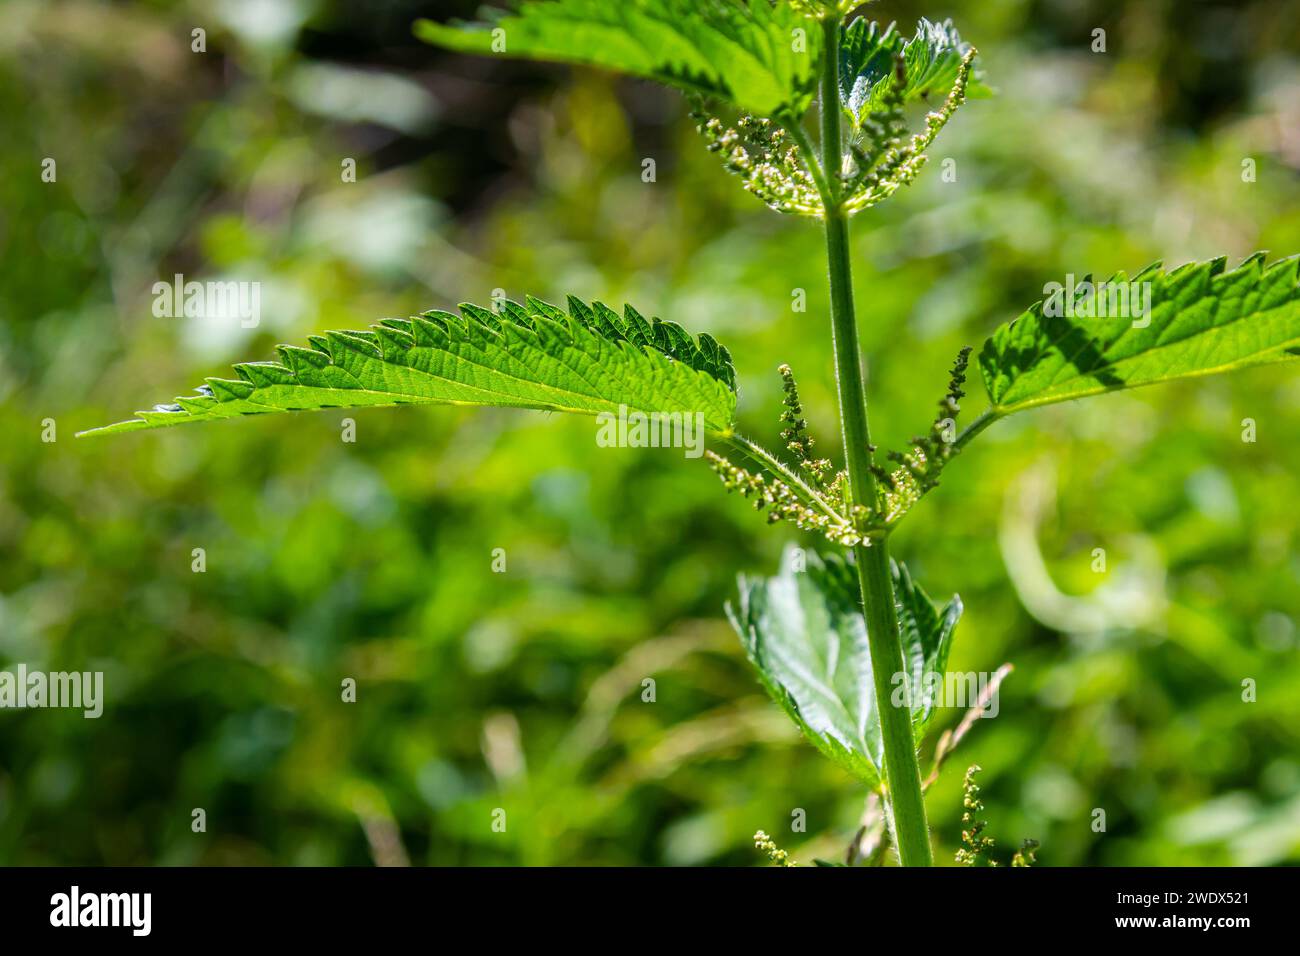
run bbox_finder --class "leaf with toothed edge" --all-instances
[78,296,737,437]
[893,560,962,733]
[839,18,991,127]
[979,253,1300,415]
[726,544,963,788]
[413,0,820,117]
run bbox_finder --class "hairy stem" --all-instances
[817,13,932,867]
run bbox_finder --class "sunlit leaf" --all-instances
[980,253,1300,414]
[415,0,821,117]
[839,17,990,127]
[79,296,737,436]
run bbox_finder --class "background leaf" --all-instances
[415,0,820,117]
[979,254,1300,414]
[80,296,737,436]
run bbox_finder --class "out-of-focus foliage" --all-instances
[1,0,1298,866]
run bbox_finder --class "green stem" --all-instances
[817,14,932,867]
[953,407,1000,455]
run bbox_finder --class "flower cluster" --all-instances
[705,450,864,546]
[842,48,978,215]
[778,363,834,487]
[871,346,973,523]
[1011,838,1041,868]
[690,102,822,216]
[704,350,983,543]
[753,830,798,867]
[955,765,1041,867]
[955,765,998,866]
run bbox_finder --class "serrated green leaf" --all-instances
[726,545,962,787]
[893,561,962,733]
[414,0,820,117]
[79,296,737,437]
[839,17,990,126]
[979,253,1300,414]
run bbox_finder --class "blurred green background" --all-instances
[2,0,1298,866]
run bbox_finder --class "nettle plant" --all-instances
[81,1,1300,867]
